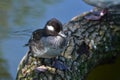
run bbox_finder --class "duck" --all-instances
[26,18,66,59]
[83,0,120,9]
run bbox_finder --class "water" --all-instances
[0,0,92,79]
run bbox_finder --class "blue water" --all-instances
[1,0,92,79]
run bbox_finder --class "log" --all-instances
[16,8,120,80]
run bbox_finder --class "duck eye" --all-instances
[47,25,54,31]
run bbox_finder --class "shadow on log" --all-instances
[16,8,120,80]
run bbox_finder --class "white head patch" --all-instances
[100,12,104,16]
[47,25,54,31]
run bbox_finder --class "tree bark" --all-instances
[16,9,120,80]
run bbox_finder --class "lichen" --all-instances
[16,8,120,80]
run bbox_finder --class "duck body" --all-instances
[26,18,66,58]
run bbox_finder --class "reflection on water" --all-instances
[0,0,12,79]
[0,0,11,27]
[0,47,12,80]
[0,0,91,79]
[0,56,12,80]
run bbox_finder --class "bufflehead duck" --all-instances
[83,0,120,9]
[83,0,120,20]
[84,9,107,20]
[26,18,66,59]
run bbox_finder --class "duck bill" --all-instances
[58,31,66,38]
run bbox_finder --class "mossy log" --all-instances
[16,9,120,80]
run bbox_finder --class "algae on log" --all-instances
[16,9,120,80]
